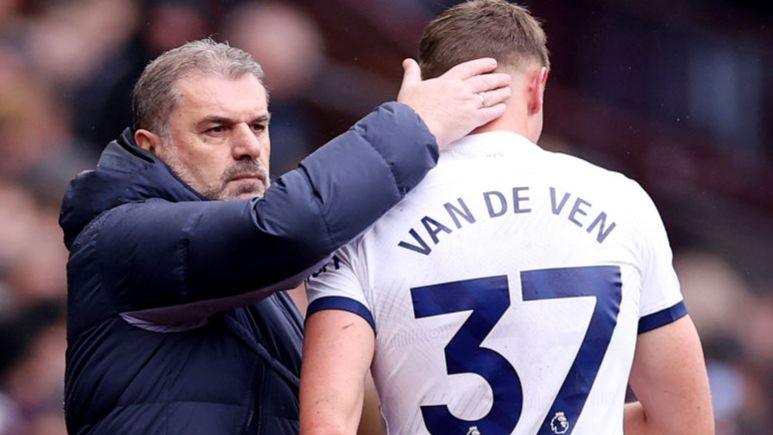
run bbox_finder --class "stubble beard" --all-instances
[215,159,270,200]
[163,151,269,201]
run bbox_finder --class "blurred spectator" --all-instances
[226,2,323,101]
[0,0,22,27]
[24,0,138,87]
[739,292,773,366]
[0,302,65,435]
[0,69,83,181]
[4,207,67,308]
[678,252,751,343]
[0,183,39,284]
[677,251,773,433]
[142,0,209,53]
[72,0,212,150]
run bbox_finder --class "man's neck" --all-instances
[470,109,530,138]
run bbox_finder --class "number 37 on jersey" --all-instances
[410,266,622,435]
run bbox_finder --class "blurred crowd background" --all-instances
[0,0,770,434]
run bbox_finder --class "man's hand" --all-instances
[397,58,511,148]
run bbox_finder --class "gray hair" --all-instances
[131,38,266,135]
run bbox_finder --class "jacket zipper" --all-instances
[245,362,266,434]
[245,409,254,433]
[255,363,266,434]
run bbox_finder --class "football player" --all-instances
[300,1,713,434]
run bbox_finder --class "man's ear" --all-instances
[134,129,162,155]
[528,67,549,115]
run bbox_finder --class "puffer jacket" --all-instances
[59,103,438,434]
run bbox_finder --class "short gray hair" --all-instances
[132,38,265,134]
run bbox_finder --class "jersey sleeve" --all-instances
[305,241,375,332]
[633,183,688,334]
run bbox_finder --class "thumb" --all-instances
[400,58,422,87]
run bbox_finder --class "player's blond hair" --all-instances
[419,0,549,79]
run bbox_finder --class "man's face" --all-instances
[160,73,271,200]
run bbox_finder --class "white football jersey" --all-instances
[306,131,686,435]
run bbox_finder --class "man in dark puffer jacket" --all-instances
[59,39,510,434]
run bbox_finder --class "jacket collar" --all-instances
[59,128,206,249]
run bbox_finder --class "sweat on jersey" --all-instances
[306,131,687,435]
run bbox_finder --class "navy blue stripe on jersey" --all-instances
[638,301,688,334]
[306,296,376,333]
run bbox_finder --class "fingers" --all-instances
[400,58,422,87]
[479,87,512,108]
[476,103,507,125]
[467,72,512,94]
[443,57,497,80]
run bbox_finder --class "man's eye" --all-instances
[207,126,226,134]
[251,123,266,133]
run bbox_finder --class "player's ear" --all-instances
[135,129,163,155]
[527,66,549,116]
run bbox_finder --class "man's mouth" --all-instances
[229,173,265,183]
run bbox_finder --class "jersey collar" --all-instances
[444,131,541,158]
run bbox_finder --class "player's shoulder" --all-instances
[544,149,623,181]
[544,149,648,202]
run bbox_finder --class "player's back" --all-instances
[307,131,686,435]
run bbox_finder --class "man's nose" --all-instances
[231,123,261,160]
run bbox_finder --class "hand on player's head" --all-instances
[397,58,511,149]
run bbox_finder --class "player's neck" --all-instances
[470,104,530,138]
